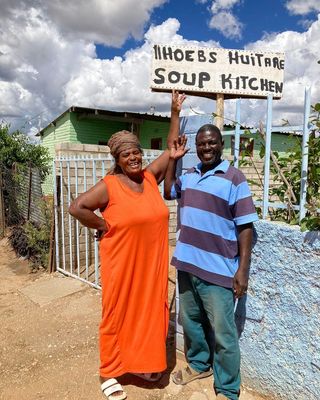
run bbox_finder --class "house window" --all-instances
[231,137,254,157]
[151,138,162,150]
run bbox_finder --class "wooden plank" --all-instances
[215,94,224,131]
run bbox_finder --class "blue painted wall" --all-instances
[238,220,320,400]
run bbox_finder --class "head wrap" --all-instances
[107,130,142,159]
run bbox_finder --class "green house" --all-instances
[38,106,171,159]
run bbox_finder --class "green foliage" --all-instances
[299,103,320,231]
[23,219,51,268]
[243,104,320,231]
[0,123,51,182]
[8,198,52,269]
[272,134,319,230]
[1,123,53,267]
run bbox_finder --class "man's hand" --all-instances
[233,223,253,298]
[171,90,186,114]
[169,134,189,160]
[233,268,249,298]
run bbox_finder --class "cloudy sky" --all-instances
[0,0,319,137]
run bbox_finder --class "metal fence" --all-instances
[228,88,313,221]
[0,163,45,231]
[180,87,315,220]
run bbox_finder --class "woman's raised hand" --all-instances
[170,134,189,160]
[171,90,186,114]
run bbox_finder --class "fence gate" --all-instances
[53,152,159,288]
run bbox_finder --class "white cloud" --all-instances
[0,0,168,47]
[235,16,320,127]
[0,6,96,131]
[211,0,241,13]
[208,0,244,39]
[286,0,320,15]
[209,11,243,39]
[298,18,316,29]
[0,1,169,134]
[42,0,168,46]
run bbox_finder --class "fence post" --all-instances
[27,163,33,221]
[262,94,273,219]
[93,159,99,287]
[299,87,311,222]
[53,160,60,270]
[0,165,5,238]
[233,98,241,168]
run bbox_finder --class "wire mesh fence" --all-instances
[0,163,54,269]
[0,163,46,229]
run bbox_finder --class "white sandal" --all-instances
[101,378,127,400]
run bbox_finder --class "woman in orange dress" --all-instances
[69,91,187,400]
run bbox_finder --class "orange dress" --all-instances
[99,170,169,378]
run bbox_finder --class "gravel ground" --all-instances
[0,238,268,400]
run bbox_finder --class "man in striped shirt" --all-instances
[164,124,258,400]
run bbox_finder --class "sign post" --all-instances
[215,93,224,131]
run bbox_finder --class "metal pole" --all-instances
[93,160,99,286]
[84,159,89,281]
[60,160,66,270]
[299,87,311,222]
[67,160,73,274]
[262,94,273,219]
[75,158,80,277]
[234,99,241,168]
[53,160,60,270]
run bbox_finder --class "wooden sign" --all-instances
[151,44,285,99]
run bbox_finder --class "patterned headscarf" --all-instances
[107,130,142,159]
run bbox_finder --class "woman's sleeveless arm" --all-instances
[69,179,109,231]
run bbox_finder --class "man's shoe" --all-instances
[171,365,212,385]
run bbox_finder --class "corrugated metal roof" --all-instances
[37,106,170,136]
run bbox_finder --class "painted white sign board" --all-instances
[151,45,285,99]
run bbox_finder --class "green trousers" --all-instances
[178,271,240,400]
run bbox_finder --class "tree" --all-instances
[0,123,51,181]
[0,123,52,269]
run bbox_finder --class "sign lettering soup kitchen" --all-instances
[151,45,285,99]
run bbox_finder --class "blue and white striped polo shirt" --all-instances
[171,159,258,288]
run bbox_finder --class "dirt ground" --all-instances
[0,238,267,400]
